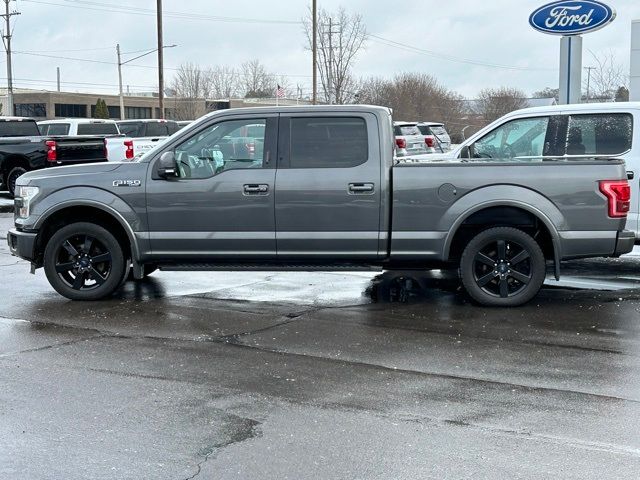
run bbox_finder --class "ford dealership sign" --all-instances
[529,1,616,35]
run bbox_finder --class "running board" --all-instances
[158,263,381,272]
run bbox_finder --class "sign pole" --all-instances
[558,35,582,104]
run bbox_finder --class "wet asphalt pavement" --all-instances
[1,212,640,479]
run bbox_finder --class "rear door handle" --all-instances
[348,182,375,194]
[243,184,269,195]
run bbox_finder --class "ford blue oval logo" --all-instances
[529,1,616,35]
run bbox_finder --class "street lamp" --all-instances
[116,44,177,120]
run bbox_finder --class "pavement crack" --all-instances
[0,333,107,358]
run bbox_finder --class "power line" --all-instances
[21,0,302,25]
[367,33,557,72]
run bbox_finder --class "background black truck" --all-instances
[0,117,108,196]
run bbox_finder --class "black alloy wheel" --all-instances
[7,166,27,197]
[460,227,546,307]
[44,222,125,300]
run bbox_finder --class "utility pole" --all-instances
[116,44,125,120]
[584,66,595,103]
[312,0,317,105]
[328,17,333,104]
[1,0,19,116]
[56,67,60,92]
[156,0,164,118]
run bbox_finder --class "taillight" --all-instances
[395,138,407,149]
[425,136,435,148]
[45,140,57,162]
[124,140,134,160]
[599,180,630,218]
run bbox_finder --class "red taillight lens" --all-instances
[599,180,630,218]
[124,140,134,160]
[45,140,57,162]
[395,138,407,149]
[425,136,435,148]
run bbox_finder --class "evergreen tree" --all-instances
[93,98,109,118]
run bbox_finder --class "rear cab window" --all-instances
[145,122,171,137]
[77,123,119,135]
[0,120,41,137]
[118,122,142,137]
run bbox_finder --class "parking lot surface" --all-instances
[1,213,640,479]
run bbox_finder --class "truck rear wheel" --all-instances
[44,222,126,301]
[7,166,27,197]
[459,227,546,307]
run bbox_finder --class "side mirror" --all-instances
[157,151,178,178]
[460,145,471,159]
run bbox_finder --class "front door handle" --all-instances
[348,182,375,194]
[243,184,269,195]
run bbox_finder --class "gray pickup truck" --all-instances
[7,105,635,306]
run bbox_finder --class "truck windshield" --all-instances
[0,121,41,137]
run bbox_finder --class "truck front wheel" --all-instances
[43,222,126,300]
[459,227,546,307]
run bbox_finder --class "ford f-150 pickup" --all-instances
[7,105,635,306]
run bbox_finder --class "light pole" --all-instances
[157,0,164,118]
[116,44,176,120]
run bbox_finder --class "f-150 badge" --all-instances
[113,180,141,187]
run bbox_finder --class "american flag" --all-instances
[275,85,285,98]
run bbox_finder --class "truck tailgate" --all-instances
[52,136,107,163]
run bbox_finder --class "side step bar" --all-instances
[158,263,382,272]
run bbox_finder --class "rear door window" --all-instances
[288,117,368,168]
[565,113,632,155]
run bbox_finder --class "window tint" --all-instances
[77,123,119,135]
[290,117,368,168]
[174,118,267,179]
[474,117,549,159]
[0,120,41,137]
[145,122,170,137]
[55,104,87,118]
[41,123,70,135]
[566,114,632,156]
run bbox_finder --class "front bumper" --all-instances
[614,230,635,257]
[7,228,37,261]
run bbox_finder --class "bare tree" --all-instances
[584,50,628,101]
[476,87,528,123]
[304,7,366,104]
[210,65,239,99]
[171,62,213,120]
[357,73,466,135]
[240,59,276,98]
[532,87,559,101]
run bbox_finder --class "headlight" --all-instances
[16,185,39,218]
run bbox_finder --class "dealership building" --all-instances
[0,88,309,120]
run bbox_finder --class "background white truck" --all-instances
[38,119,134,162]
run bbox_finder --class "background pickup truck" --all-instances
[7,105,634,306]
[116,119,180,158]
[0,117,108,196]
[38,118,134,162]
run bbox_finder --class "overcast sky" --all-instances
[7,0,640,99]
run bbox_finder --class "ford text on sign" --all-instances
[529,1,615,35]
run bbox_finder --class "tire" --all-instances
[7,166,27,197]
[459,227,546,307]
[43,222,126,301]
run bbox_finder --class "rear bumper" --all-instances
[7,228,37,261]
[614,230,635,257]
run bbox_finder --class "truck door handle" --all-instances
[243,184,269,195]
[627,171,635,180]
[348,182,374,194]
